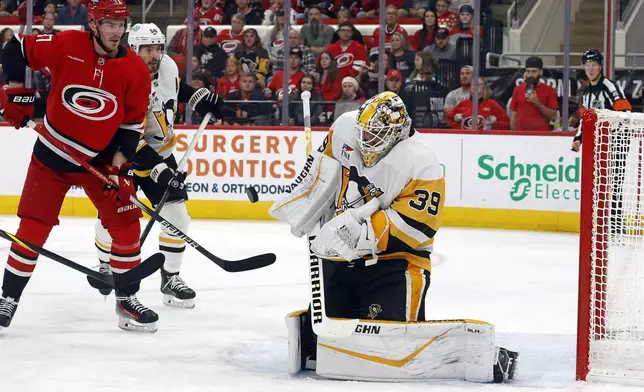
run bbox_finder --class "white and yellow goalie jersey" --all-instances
[137,55,180,162]
[320,111,445,272]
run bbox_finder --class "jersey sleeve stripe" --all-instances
[602,78,627,100]
[386,209,430,248]
[120,122,145,132]
[613,99,632,111]
[396,209,438,239]
[44,116,99,157]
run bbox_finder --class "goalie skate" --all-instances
[160,268,196,309]
[116,292,159,333]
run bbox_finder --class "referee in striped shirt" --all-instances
[572,49,632,237]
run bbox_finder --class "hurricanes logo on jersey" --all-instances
[62,85,118,121]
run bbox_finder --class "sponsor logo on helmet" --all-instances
[62,85,118,121]
[335,53,355,68]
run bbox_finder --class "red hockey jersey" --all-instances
[217,29,244,55]
[326,41,368,78]
[267,70,304,101]
[446,98,510,130]
[437,11,458,29]
[19,31,150,162]
[193,5,224,25]
[371,24,408,50]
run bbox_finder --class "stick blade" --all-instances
[87,253,165,290]
[313,318,360,338]
[220,253,277,272]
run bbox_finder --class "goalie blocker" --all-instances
[286,309,518,383]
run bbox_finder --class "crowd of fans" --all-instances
[0,0,571,131]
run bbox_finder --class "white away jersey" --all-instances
[319,111,446,271]
[139,55,180,160]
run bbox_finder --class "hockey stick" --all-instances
[0,228,164,289]
[139,112,212,245]
[25,120,276,273]
[130,196,275,272]
[301,92,358,337]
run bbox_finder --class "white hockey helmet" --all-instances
[128,23,166,53]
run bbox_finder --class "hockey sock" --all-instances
[95,219,112,264]
[158,202,190,274]
[109,226,142,296]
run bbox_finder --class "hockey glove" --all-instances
[0,87,35,129]
[104,163,137,207]
[190,88,224,120]
[150,162,186,191]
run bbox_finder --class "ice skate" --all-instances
[0,296,19,330]
[97,261,113,296]
[115,292,158,333]
[493,347,519,383]
[160,268,196,309]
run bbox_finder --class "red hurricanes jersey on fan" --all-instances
[267,70,304,101]
[19,31,150,161]
[371,24,408,49]
[217,29,244,54]
[326,41,368,78]
[193,6,224,25]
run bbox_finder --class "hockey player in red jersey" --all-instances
[0,0,161,333]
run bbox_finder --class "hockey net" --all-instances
[577,109,644,384]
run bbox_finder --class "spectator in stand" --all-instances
[234,28,270,88]
[263,0,297,25]
[262,8,286,61]
[333,76,365,121]
[0,27,13,48]
[197,27,227,79]
[217,13,245,55]
[55,0,88,30]
[315,50,342,110]
[272,29,315,73]
[399,0,430,18]
[358,48,380,98]
[354,0,377,18]
[447,76,509,130]
[327,21,368,78]
[449,4,481,41]
[408,51,435,82]
[224,0,262,25]
[32,28,42,35]
[40,12,59,34]
[436,0,457,29]
[372,5,408,51]
[388,32,415,80]
[289,74,324,126]
[300,6,334,56]
[413,9,438,51]
[385,69,414,120]
[43,0,56,16]
[264,48,305,101]
[217,56,242,96]
[331,9,364,45]
[168,17,204,56]
[423,27,455,62]
[443,65,472,116]
[194,0,225,24]
[300,0,336,19]
[509,56,559,131]
[224,72,267,125]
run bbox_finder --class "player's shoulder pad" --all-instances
[330,110,359,143]
[159,54,179,80]
[389,133,443,181]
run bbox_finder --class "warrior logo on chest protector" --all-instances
[336,166,383,212]
[62,85,118,121]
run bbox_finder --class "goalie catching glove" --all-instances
[189,88,224,120]
[311,198,385,262]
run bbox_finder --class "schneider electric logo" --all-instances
[478,155,580,202]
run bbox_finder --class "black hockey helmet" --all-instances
[582,49,603,65]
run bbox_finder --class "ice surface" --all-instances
[0,216,640,392]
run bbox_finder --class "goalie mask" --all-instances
[354,91,412,167]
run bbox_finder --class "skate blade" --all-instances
[118,317,158,333]
[162,294,195,309]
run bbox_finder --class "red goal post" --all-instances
[577,109,644,384]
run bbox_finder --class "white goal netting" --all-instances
[587,109,644,384]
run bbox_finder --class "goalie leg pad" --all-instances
[315,319,507,383]
[286,309,317,374]
[269,151,341,238]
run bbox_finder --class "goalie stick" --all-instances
[25,120,276,273]
[139,112,212,245]
[301,91,359,337]
[0,228,164,289]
